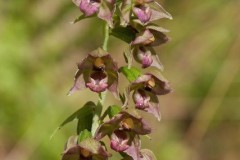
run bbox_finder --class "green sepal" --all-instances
[71,14,94,24]
[108,105,121,118]
[119,66,141,82]
[101,105,121,120]
[79,129,92,142]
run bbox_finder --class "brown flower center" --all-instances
[93,57,105,71]
[80,148,92,158]
[143,36,155,45]
[121,118,134,130]
[135,0,145,5]
[144,78,155,91]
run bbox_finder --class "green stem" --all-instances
[102,23,109,51]
[91,23,109,136]
[100,22,110,103]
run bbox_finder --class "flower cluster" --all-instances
[60,0,172,160]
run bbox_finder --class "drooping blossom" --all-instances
[72,0,115,27]
[68,48,118,98]
[131,25,169,70]
[131,27,169,46]
[95,111,151,152]
[130,73,172,121]
[123,137,157,160]
[119,0,172,25]
[62,136,111,160]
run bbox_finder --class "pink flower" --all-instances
[95,111,151,152]
[62,136,110,160]
[130,73,172,120]
[68,48,119,98]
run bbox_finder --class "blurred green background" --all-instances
[0,0,240,160]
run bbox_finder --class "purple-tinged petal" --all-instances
[62,138,111,160]
[108,74,119,99]
[130,73,172,95]
[133,90,161,121]
[86,72,108,93]
[150,29,169,46]
[151,54,164,70]
[146,25,170,33]
[123,137,141,160]
[140,149,157,160]
[133,90,150,109]
[68,73,86,96]
[132,29,154,46]
[146,74,172,95]
[120,112,152,135]
[149,1,172,21]
[98,0,115,27]
[95,113,124,140]
[141,54,153,68]
[102,54,119,98]
[133,6,151,24]
[62,145,81,160]
[95,112,151,140]
[130,74,152,91]
[80,0,100,16]
[89,47,109,57]
[133,46,153,68]
[147,47,164,71]
[110,130,130,152]
[145,92,161,121]
[72,0,81,6]
[68,55,93,95]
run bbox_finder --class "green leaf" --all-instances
[58,101,96,133]
[111,26,136,43]
[79,129,92,142]
[119,66,141,82]
[101,105,121,120]
[91,101,103,136]
[108,105,121,118]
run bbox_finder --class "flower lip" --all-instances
[133,46,154,69]
[80,0,101,16]
[133,89,151,109]
[86,71,108,92]
[110,130,130,152]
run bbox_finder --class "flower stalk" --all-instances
[59,1,173,159]
[103,23,110,51]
